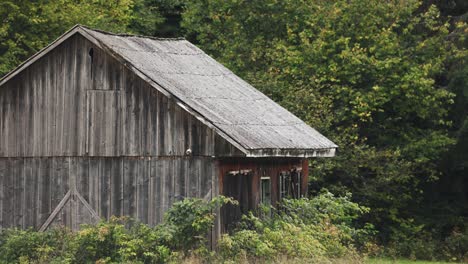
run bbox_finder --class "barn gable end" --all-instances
[0,32,243,158]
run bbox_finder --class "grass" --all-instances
[366,258,455,264]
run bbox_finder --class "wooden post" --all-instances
[270,167,279,207]
[301,159,309,197]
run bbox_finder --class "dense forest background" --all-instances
[1,0,467,258]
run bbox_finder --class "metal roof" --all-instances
[0,25,337,157]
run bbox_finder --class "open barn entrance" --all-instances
[221,170,254,231]
[219,158,309,233]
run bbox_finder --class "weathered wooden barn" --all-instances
[0,25,336,235]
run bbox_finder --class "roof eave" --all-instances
[245,147,336,158]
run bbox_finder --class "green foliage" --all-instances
[73,217,168,263]
[0,228,75,263]
[218,191,374,262]
[0,195,372,263]
[159,195,236,251]
[279,191,369,226]
[0,197,233,263]
[384,226,468,262]
[180,0,466,254]
[0,0,165,77]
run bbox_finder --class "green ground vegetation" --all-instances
[367,258,455,264]
[0,194,371,263]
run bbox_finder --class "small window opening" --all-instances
[260,177,271,205]
[88,48,94,60]
[279,169,302,200]
[260,176,272,216]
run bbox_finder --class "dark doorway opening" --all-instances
[221,170,254,232]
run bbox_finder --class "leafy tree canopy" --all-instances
[0,0,164,76]
[181,0,465,240]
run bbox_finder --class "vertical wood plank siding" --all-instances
[0,33,230,230]
[0,157,215,229]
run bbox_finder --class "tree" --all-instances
[181,0,459,241]
[0,0,164,77]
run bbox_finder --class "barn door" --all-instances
[221,171,254,232]
[38,158,100,232]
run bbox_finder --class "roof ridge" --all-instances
[77,24,186,41]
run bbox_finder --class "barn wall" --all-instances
[0,156,217,230]
[0,33,241,235]
[217,158,307,233]
[0,33,242,157]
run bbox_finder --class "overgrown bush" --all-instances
[160,195,235,252]
[0,193,375,263]
[217,191,376,263]
[0,228,75,263]
[73,218,173,264]
[384,224,468,262]
[0,196,234,264]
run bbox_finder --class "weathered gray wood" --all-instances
[75,157,88,227]
[75,191,100,224]
[148,159,155,225]
[24,71,33,157]
[152,159,162,223]
[31,68,39,156]
[137,159,149,223]
[6,88,15,155]
[0,160,4,228]
[24,159,34,228]
[100,158,111,219]
[0,95,4,156]
[39,189,71,231]
[123,159,137,217]
[88,159,100,215]
[43,55,52,156]
[0,31,252,240]
[4,160,13,227]
[188,159,199,198]
[0,156,219,231]
[109,159,122,218]
[14,160,23,227]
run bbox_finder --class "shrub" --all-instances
[74,217,173,263]
[383,223,468,262]
[0,228,75,263]
[217,191,373,263]
[442,227,468,262]
[278,191,376,249]
[160,195,236,252]
[0,197,234,264]
[0,193,375,263]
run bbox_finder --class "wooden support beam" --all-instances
[301,159,309,197]
[39,190,71,232]
[75,190,101,224]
